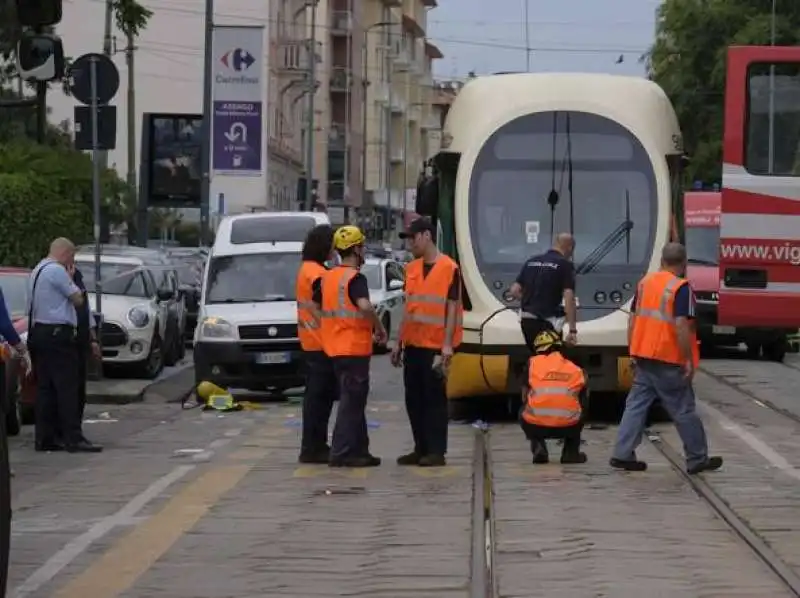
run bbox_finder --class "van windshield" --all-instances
[686,226,720,265]
[205,252,302,304]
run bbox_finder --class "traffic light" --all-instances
[15,0,63,27]
[15,34,65,82]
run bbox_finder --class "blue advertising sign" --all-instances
[212,101,262,173]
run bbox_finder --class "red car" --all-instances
[0,267,35,435]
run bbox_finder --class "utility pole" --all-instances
[100,0,114,169]
[199,0,214,245]
[304,0,317,211]
[523,0,531,71]
[125,33,136,229]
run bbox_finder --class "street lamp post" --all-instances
[361,21,394,220]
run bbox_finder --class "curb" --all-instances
[86,388,145,405]
[86,367,196,405]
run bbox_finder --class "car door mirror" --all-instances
[388,279,404,291]
[156,288,173,302]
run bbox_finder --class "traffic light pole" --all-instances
[199,0,214,245]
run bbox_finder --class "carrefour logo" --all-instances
[220,48,255,71]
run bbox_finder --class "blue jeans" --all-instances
[613,359,709,469]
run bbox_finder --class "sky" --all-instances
[428,0,661,79]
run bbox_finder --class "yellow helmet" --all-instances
[333,225,366,251]
[533,329,562,354]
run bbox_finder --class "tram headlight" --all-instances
[610,290,623,303]
[594,291,607,304]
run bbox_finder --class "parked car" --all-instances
[361,257,406,352]
[74,253,185,378]
[165,249,205,342]
[0,267,34,435]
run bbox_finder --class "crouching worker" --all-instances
[520,329,588,464]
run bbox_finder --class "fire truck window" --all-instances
[746,62,800,176]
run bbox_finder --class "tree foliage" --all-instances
[645,0,800,185]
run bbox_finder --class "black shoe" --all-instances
[35,442,64,452]
[609,457,647,471]
[561,451,588,464]
[688,456,723,475]
[418,454,446,467]
[329,454,381,468]
[298,447,331,464]
[397,452,422,466]
[532,450,549,464]
[65,440,103,453]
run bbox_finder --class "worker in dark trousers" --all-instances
[296,224,337,464]
[313,226,387,468]
[392,217,463,467]
[72,266,101,429]
[520,329,588,464]
[28,238,101,453]
[509,232,578,349]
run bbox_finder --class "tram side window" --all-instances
[745,62,800,176]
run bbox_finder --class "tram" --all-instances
[416,73,685,400]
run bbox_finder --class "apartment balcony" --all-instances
[330,10,352,35]
[330,67,351,92]
[328,122,347,151]
[276,39,309,78]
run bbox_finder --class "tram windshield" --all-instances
[469,111,657,270]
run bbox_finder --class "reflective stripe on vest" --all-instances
[634,276,682,323]
[320,272,369,321]
[523,387,581,422]
[401,256,464,349]
[296,262,327,351]
[297,300,320,330]
[320,267,372,357]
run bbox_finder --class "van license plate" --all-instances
[712,325,735,335]
[255,352,291,364]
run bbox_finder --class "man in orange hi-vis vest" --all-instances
[611,243,722,474]
[520,329,588,464]
[312,225,387,468]
[296,224,336,464]
[391,217,463,467]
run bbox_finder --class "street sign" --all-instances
[212,102,262,171]
[73,105,117,150]
[68,52,119,105]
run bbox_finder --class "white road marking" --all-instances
[752,399,768,409]
[10,425,242,598]
[700,401,800,482]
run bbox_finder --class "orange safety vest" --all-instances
[521,352,585,427]
[296,261,326,352]
[629,270,700,367]
[399,255,463,350]
[320,266,373,357]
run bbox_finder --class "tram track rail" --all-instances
[647,431,800,597]
[698,363,800,427]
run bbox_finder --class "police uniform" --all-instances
[515,249,575,349]
[315,226,380,468]
[520,330,588,464]
[611,270,720,473]
[297,259,336,463]
[28,259,99,453]
[396,240,463,467]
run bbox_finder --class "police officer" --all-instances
[391,217,462,467]
[520,329,588,464]
[312,226,387,468]
[28,238,101,453]
[296,224,337,464]
[509,232,578,348]
[611,243,720,474]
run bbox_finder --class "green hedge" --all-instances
[0,174,92,267]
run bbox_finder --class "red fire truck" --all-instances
[720,46,800,348]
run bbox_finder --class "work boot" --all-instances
[298,447,331,464]
[609,457,647,472]
[531,440,549,464]
[329,454,381,468]
[560,451,588,464]
[65,439,103,453]
[419,454,446,467]
[687,456,723,475]
[35,441,64,452]
[397,452,422,466]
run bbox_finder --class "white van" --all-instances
[193,211,330,392]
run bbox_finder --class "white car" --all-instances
[75,254,177,379]
[361,257,406,351]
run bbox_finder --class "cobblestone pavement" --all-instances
[9,354,800,597]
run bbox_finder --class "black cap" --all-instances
[399,217,435,239]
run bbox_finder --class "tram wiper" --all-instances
[576,191,634,275]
